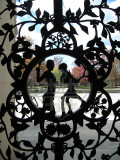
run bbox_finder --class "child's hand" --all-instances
[75,60,81,66]
[36,67,40,72]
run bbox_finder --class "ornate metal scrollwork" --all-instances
[0,0,120,159]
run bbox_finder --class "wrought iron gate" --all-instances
[0,0,120,159]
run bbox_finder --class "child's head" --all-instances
[59,63,67,71]
[46,60,54,71]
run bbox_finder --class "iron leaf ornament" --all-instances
[0,0,120,159]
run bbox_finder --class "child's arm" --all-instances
[36,66,45,82]
[74,60,86,83]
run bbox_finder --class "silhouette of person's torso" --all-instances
[44,70,56,93]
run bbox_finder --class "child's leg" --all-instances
[66,97,72,112]
[61,95,65,115]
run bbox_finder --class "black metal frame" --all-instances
[0,0,120,159]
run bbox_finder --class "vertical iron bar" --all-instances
[54,0,63,29]
[55,140,64,160]
[53,1,64,157]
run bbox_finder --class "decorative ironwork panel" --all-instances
[0,0,120,159]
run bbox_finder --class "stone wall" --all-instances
[0,0,16,159]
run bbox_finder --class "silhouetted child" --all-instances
[59,63,84,115]
[36,60,56,115]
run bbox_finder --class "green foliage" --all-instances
[52,66,62,84]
